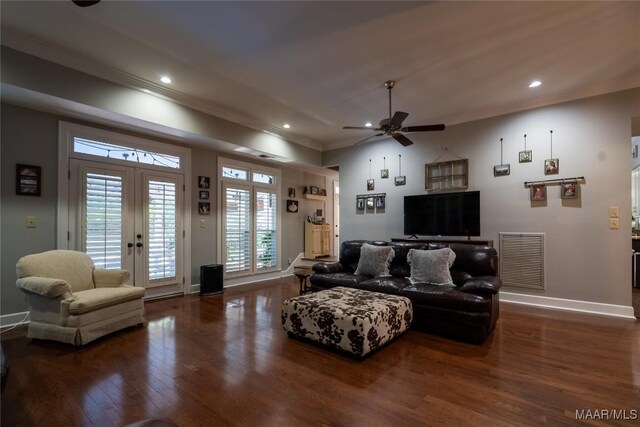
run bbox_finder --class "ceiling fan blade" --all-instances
[343,126,376,130]
[402,124,446,132]
[389,111,409,127]
[72,0,101,6]
[393,133,414,147]
[355,133,384,146]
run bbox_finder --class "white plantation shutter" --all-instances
[84,172,123,269]
[147,180,177,283]
[224,185,251,275]
[255,190,277,271]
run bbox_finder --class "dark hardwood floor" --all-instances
[2,278,639,426]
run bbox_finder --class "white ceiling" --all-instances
[1,1,639,151]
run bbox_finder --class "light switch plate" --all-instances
[200,219,206,228]
[609,218,619,229]
[26,216,37,228]
[609,207,619,218]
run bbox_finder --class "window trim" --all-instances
[217,157,281,277]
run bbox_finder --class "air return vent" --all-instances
[499,232,545,290]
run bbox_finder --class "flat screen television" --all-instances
[404,191,480,237]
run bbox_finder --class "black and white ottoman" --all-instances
[281,286,413,358]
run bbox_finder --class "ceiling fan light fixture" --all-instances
[365,122,373,127]
[160,76,172,84]
[283,123,291,129]
[529,80,542,88]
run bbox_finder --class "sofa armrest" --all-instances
[94,269,130,288]
[16,277,72,298]
[312,262,344,274]
[460,276,502,295]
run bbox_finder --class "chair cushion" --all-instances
[69,286,145,315]
[17,250,95,292]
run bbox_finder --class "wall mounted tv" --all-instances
[404,191,480,237]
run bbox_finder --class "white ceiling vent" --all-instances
[499,232,545,290]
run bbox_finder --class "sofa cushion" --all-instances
[357,277,411,295]
[407,248,456,285]
[401,283,492,312]
[310,272,369,289]
[388,242,427,277]
[69,286,145,315]
[354,244,395,277]
[428,243,498,277]
[339,240,387,273]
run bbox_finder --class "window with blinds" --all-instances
[225,186,252,275]
[84,172,123,269]
[220,158,280,278]
[256,191,277,270]
[147,180,177,282]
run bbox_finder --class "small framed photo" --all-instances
[288,187,296,198]
[310,186,319,195]
[16,164,41,196]
[493,164,510,177]
[367,179,375,191]
[375,195,385,210]
[394,176,406,186]
[561,182,577,199]
[519,150,532,163]
[199,190,209,200]
[198,202,211,215]
[381,169,389,179]
[198,176,210,189]
[366,197,375,210]
[286,199,299,213]
[530,184,547,201]
[319,189,327,196]
[544,159,559,175]
[356,197,365,210]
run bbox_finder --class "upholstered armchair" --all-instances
[16,250,146,346]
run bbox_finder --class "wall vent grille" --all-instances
[499,232,545,290]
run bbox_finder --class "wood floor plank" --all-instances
[2,277,638,426]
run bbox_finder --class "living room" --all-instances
[1,2,639,426]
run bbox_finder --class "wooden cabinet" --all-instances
[305,222,331,258]
[425,159,468,191]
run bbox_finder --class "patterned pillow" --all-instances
[354,244,395,277]
[407,248,456,285]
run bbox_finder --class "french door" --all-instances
[69,159,184,297]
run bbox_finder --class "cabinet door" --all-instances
[312,228,322,255]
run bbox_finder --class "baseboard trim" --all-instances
[501,292,636,319]
[1,311,30,328]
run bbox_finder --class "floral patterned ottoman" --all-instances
[281,286,413,357]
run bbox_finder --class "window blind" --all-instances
[84,172,123,269]
[225,186,251,275]
[147,180,177,282]
[255,191,277,270]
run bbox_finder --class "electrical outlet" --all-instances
[288,258,292,265]
[200,219,206,228]
[608,207,619,218]
[26,216,37,228]
[609,218,619,229]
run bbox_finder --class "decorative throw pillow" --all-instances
[407,248,456,285]
[354,244,395,277]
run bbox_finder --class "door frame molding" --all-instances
[57,121,192,294]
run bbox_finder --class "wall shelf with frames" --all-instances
[425,159,469,191]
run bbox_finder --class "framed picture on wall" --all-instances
[394,175,406,186]
[287,199,299,213]
[367,179,375,191]
[16,164,41,196]
[199,190,209,200]
[356,197,365,211]
[530,184,547,201]
[561,182,577,199]
[544,159,559,175]
[198,202,210,215]
[198,176,210,189]
[519,150,532,163]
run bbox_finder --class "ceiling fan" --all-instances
[343,80,445,146]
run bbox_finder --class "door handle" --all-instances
[136,242,143,248]
[127,243,134,248]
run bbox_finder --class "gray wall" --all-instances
[1,104,60,313]
[1,103,334,316]
[325,89,640,307]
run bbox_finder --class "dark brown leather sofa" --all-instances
[310,240,501,344]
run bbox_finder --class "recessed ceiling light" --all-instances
[529,80,542,88]
[283,123,291,129]
[160,76,172,84]
[365,122,373,127]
